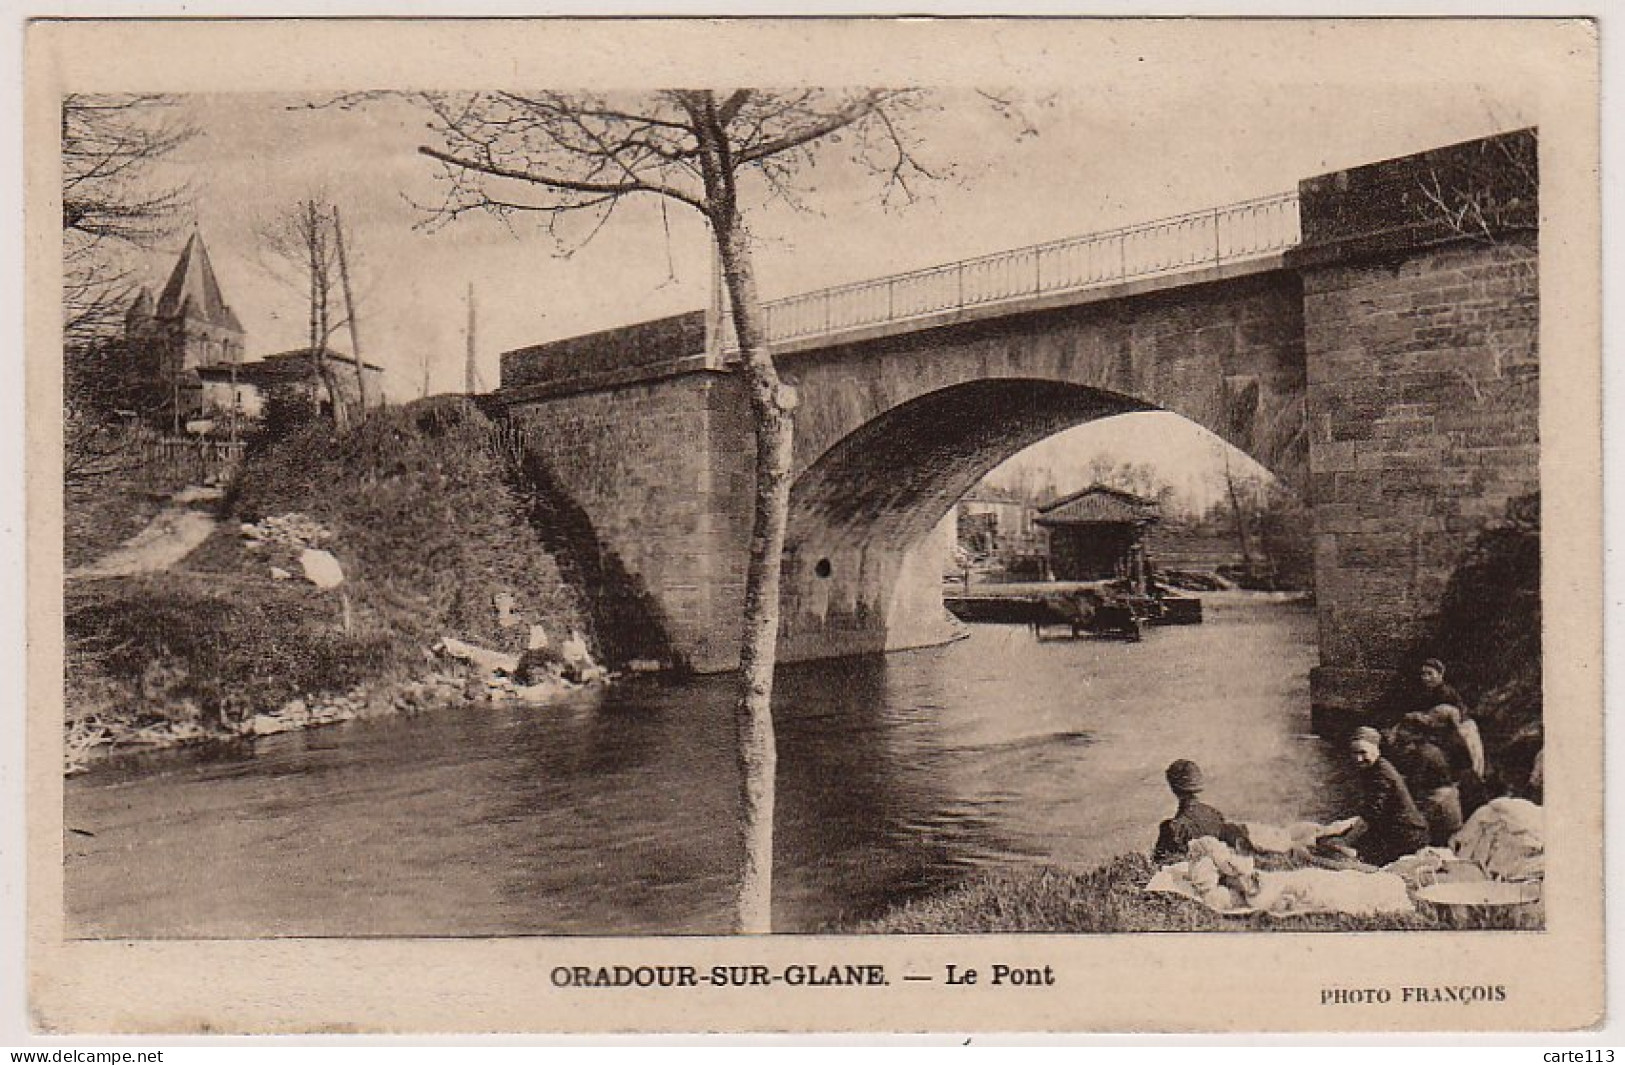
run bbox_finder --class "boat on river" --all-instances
[943,578,1203,640]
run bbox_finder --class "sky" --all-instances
[130,74,1537,500]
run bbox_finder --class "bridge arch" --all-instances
[776,267,1308,496]
[777,376,1282,662]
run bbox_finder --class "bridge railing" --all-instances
[716,190,1300,351]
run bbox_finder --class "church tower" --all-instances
[126,229,247,377]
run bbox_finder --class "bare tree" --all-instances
[399,89,936,932]
[1219,444,1255,571]
[61,93,194,486]
[62,94,193,348]
[256,197,358,426]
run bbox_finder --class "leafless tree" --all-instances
[332,205,371,412]
[61,93,194,487]
[256,197,364,426]
[62,94,194,348]
[1218,444,1255,571]
[398,88,939,932]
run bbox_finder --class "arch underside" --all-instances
[778,379,1155,662]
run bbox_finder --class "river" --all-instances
[64,591,1349,937]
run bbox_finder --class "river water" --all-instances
[64,592,1349,937]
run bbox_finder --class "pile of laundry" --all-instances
[1147,837,1414,917]
[1146,798,1544,920]
[1449,797,1544,882]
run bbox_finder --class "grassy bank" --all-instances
[64,398,594,766]
[846,854,1532,933]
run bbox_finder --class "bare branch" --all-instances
[418,144,707,214]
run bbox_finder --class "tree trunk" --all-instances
[1222,449,1253,568]
[307,207,320,405]
[317,299,346,429]
[716,209,794,935]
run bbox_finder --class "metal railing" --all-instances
[716,191,1300,351]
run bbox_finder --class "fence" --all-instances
[716,190,1301,351]
[132,433,247,484]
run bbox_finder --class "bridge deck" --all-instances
[501,190,1302,400]
[714,189,1301,355]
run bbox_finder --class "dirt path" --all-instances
[67,487,221,581]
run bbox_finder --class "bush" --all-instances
[250,384,323,454]
[65,575,403,724]
[1426,493,1542,786]
[225,396,587,656]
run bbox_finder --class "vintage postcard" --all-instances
[25,17,1601,1034]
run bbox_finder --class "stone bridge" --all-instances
[499,130,1538,716]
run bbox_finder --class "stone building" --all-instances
[206,347,386,420]
[956,483,1040,558]
[125,229,247,379]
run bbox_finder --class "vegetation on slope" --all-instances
[65,397,592,752]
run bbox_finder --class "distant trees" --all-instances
[1081,455,1181,511]
[1169,477,1310,591]
[61,93,194,486]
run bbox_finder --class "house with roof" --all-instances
[1034,484,1162,583]
[956,482,1041,559]
[126,229,385,431]
[194,346,386,422]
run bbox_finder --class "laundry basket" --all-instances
[1414,878,1543,929]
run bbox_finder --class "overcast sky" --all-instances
[133,70,1537,499]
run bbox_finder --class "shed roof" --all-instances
[195,346,386,382]
[1034,484,1161,526]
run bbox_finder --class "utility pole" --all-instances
[465,283,479,394]
[333,205,369,414]
[419,350,431,399]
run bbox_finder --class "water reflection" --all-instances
[65,593,1341,937]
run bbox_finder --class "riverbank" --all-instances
[65,655,610,774]
[845,853,1535,933]
[64,397,604,773]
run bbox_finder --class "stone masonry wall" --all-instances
[1301,233,1538,714]
[507,370,751,672]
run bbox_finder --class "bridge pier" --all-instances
[1290,129,1539,719]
